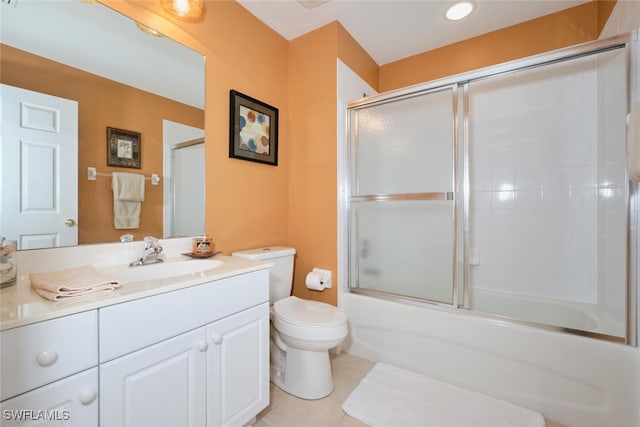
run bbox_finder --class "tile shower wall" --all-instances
[467,49,627,309]
[600,2,640,339]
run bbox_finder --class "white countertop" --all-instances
[0,239,272,331]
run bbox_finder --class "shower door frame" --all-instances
[345,33,637,345]
[347,84,460,308]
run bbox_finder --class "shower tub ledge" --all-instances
[468,288,625,338]
[341,292,639,427]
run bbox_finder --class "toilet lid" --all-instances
[274,296,347,327]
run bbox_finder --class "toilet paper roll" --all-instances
[305,272,325,291]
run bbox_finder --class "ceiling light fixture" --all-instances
[161,0,203,21]
[446,1,473,21]
[296,0,329,9]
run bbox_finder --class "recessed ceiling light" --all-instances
[446,1,474,21]
[297,0,329,9]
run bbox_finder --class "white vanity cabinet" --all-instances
[0,368,99,427]
[207,303,269,427]
[99,328,207,427]
[0,310,99,426]
[98,269,270,427]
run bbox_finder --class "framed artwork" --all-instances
[107,127,141,169]
[229,90,278,166]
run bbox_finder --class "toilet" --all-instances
[232,246,348,400]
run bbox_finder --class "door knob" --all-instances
[64,219,76,227]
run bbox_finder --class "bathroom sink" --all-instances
[105,259,223,283]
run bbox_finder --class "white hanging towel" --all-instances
[112,172,145,229]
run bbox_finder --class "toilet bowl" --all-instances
[273,296,348,350]
[231,247,349,400]
[271,296,348,399]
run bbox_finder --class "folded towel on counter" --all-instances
[112,172,145,229]
[30,265,120,302]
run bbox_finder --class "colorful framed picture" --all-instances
[107,127,141,169]
[229,90,278,166]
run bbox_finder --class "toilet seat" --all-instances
[273,296,348,342]
[273,296,347,328]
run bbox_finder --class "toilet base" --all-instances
[271,344,334,400]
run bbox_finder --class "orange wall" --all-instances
[103,0,291,256]
[40,0,615,306]
[288,23,339,305]
[288,22,377,305]
[1,44,203,244]
[379,1,613,92]
[336,23,379,91]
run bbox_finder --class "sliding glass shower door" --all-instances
[348,86,457,305]
[346,35,632,341]
[466,45,629,338]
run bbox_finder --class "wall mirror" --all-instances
[0,0,205,250]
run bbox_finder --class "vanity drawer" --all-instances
[0,310,98,401]
[99,269,269,362]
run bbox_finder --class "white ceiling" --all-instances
[237,0,591,65]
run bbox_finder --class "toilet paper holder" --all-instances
[306,268,332,290]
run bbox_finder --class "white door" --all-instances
[99,327,207,427]
[173,142,205,237]
[207,303,269,427]
[0,84,78,249]
[0,368,99,427]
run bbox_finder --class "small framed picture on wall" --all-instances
[107,127,141,169]
[229,90,278,166]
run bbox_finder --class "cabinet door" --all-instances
[207,303,269,427]
[0,368,98,427]
[99,328,207,427]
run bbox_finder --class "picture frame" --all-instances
[107,127,141,169]
[229,90,278,166]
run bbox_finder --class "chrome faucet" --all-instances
[129,236,164,267]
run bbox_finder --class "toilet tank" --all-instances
[231,247,296,303]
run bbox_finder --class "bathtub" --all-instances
[468,288,625,339]
[341,292,639,427]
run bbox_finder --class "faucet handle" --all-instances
[143,236,157,246]
[143,236,162,253]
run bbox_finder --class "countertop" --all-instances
[0,254,271,331]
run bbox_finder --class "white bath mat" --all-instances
[342,363,545,427]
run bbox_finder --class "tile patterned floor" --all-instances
[255,352,567,427]
[255,352,372,427]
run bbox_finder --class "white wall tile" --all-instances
[467,46,627,313]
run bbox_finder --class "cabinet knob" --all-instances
[79,389,97,405]
[36,350,58,367]
[212,334,223,345]
[196,341,209,352]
